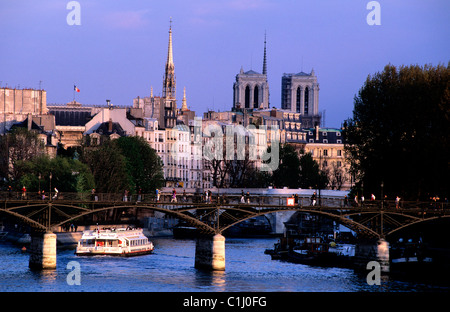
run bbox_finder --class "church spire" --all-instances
[163,17,176,99]
[167,17,174,67]
[181,87,188,111]
[262,31,267,75]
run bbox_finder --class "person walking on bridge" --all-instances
[171,188,177,203]
[310,192,317,206]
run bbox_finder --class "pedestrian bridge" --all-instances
[1,192,449,270]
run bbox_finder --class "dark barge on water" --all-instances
[265,236,355,269]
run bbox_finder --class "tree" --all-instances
[81,137,164,194]
[115,136,164,193]
[16,156,95,193]
[299,152,328,190]
[344,63,450,200]
[271,145,329,190]
[81,140,134,194]
[272,144,301,188]
[0,128,45,186]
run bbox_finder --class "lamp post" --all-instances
[49,172,52,200]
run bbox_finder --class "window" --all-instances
[337,150,342,157]
[245,86,250,108]
[323,149,328,156]
[296,87,301,113]
[323,139,328,143]
[254,85,259,108]
[337,139,342,144]
[309,139,314,143]
[304,87,309,115]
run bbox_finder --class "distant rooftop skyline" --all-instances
[0,0,449,127]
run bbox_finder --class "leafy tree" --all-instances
[16,156,95,193]
[81,136,164,194]
[0,128,45,186]
[344,63,450,200]
[299,152,328,190]
[272,144,301,188]
[81,140,134,194]
[271,144,329,189]
[115,136,164,193]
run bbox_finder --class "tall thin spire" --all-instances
[167,17,174,66]
[181,87,188,111]
[262,31,267,75]
[163,17,176,99]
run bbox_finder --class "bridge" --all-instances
[1,191,449,271]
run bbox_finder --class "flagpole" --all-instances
[73,83,76,102]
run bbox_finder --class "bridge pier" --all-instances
[355,238,390,273]
[29,232,57,270]
[195,234,226,271]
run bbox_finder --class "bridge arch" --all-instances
[217,207,382,238]
[384,215,450,238]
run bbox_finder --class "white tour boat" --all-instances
[76,227,154,256]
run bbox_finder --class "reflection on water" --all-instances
[194,270,226,291]
[0,238,449,292]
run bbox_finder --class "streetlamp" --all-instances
[49,172,52,200]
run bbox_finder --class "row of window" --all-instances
[309,149,343,157]
[128,238,148,247]
[309,139,342,144]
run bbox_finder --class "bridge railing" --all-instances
[0,191,448,211]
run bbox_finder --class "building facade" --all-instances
[281,70,321,128]
[233,35,269,111]
[0,87,48,135]
[303,125,352,190]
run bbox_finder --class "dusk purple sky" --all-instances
[1,0,449,127]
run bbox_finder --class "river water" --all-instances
[0,237,448,292]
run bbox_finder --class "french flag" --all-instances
[74,85,80,92]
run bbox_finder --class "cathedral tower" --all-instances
[233,33,270,111]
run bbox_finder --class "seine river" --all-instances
[0,237,449,292]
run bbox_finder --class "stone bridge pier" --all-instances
[29,232,57,270]
[195,234,226,271]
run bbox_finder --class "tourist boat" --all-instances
[76,227,154,256]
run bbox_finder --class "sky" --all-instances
[0,0,449,128]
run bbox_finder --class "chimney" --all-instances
[108,118,113,133]
[27,114,32,130]
[315,123,320,141]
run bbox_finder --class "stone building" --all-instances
[281,70,321,128]
[48,101,92,148]
[303,125,352,190]
[0,87,48,135]
[233,35,269,111]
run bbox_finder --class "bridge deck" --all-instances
[1,192,449,238]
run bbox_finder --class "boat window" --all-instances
[82,239,95,246]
